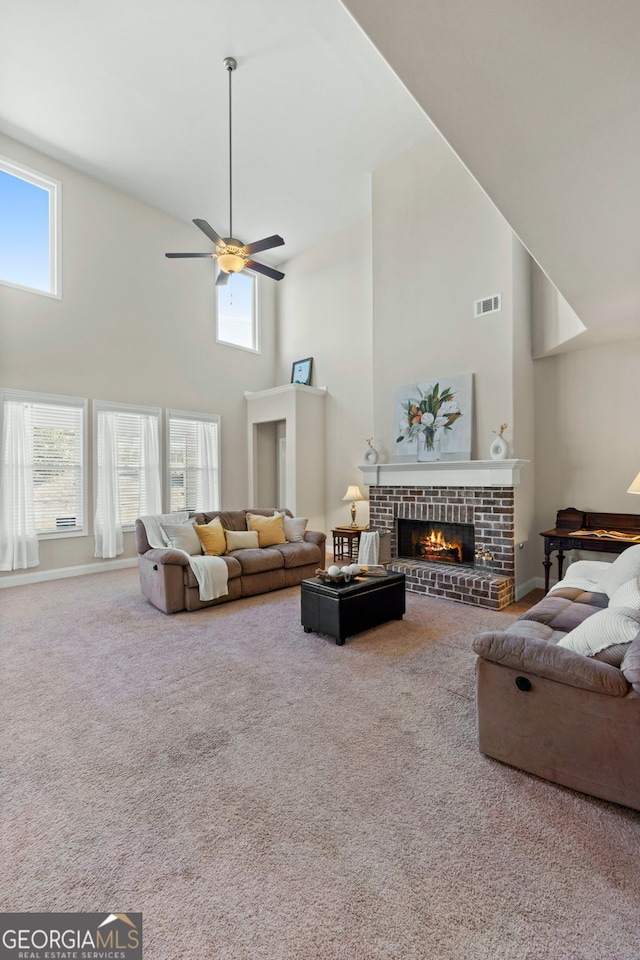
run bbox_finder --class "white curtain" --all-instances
[94,410,123,558]
[196,420,219,510]
[140,414,162,515]
[0,400,39,571]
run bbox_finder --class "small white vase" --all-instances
[363,442,379,464]
[490,434,508,460]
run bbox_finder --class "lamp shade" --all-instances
[628,472,640,494]
[342,484,365,502]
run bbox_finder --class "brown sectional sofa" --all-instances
[136,508,326,614]
[473,567,640,811]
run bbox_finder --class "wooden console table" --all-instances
[540,507,640,593]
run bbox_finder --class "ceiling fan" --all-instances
[165,57,285,284]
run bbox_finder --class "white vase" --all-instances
[490,434,508,460]
[363,442,379,464]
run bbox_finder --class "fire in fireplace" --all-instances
[397,519,475,565]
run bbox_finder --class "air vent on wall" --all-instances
[474,293,502,317]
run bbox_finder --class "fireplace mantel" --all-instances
[360,459,528,488]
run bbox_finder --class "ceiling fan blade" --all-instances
[165,252,215,258]
[193,219,223,245]
[215,270,230,286]
[243,234,285,256]
[245,259,285,281]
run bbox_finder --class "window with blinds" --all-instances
[1,390,86,536]
[168,411,221,512]
[95,404,162,527]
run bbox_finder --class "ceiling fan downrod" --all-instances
[224,56,237,240]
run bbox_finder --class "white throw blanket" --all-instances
[140,513,229,602]
[184,553,229,602]
[358,530,380,565]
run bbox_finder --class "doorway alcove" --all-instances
[244,384,326,531]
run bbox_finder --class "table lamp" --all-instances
[342,484,365,528]
[628,472,640,494]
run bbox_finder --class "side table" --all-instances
[332,526,367,563]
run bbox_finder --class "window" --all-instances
[216,269,258,351]
[0,389,86,537]
[0,155,61,298]
[94,402,162,530]
[167,410,220,512]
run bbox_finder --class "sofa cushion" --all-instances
[160,518,202,556]
[609,577,640,609]
[247,512,286,547]
[518,593,606,633]
[230,547,285,575]
[224,529,259,552]
[272,540,322,568]
[184,554,242,587]
[195,517,226,556]
[557,607,640,662]
[596,545,640,598]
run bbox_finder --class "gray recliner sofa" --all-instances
[473,553,640,811]
[136,508,326,614]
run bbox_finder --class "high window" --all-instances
[216,270,258,352]
[0,389,86,571]
[167,410,221,512]
[0,155,61,298]
[94,402,162,558]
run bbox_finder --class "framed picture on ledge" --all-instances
[291,357,313,385]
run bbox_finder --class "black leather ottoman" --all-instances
[300,573,406,645]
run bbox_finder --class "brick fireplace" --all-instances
[361,461,525,610]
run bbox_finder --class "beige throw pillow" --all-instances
[194,517,226,556]
[274,511,308,543]
[246,512,286,547]
[224,529,260,552]
[159,519,202,556]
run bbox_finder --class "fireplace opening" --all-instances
[397,518,475,565]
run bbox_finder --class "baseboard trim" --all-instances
[0,557,138,588]
[515,576,546,600]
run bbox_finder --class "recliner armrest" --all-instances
[473,631,630,697]
[303,531,326,546]
[142,548,189,566]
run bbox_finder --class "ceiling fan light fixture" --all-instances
[217,250,246,273]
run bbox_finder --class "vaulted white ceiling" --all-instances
[343,0,640,349]
[0,0,432,266]
[3,1,639,349]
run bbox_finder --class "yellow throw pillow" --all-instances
[246,512,287,548]
[194,517,226,556]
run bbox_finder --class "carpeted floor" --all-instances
[2,569,639,959]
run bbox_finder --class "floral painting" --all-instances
[393,374,473,461]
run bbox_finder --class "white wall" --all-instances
[370,136,522,463]
[276,217,373,532]
[535,339,640,539]
[0,135,276,578]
